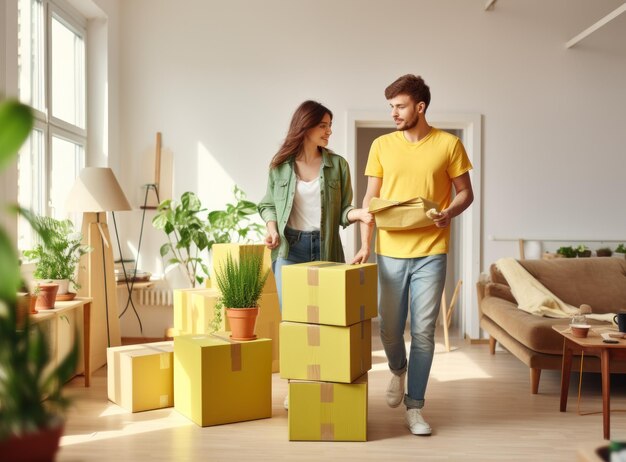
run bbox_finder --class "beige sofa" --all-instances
[477,257,626,394]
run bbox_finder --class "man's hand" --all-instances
[430,209,451,228]
[264,230,280,249]
[351,246,370,264]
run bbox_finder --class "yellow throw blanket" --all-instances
[495,258,615,323]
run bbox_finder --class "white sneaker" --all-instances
[386,371,406,408]
[283,395,289,410]
[406,408,432,435]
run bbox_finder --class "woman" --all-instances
[258,100,372,308]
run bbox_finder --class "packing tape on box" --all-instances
[307,305,320,324]
[320,383,334,403]
[307,364,321,380]
[210,333,242,372]
[306,263,343,321]
[160,352,171,370]
[320,423,335,441]
[307,325,320,346]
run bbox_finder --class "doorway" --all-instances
[345,112,482,339]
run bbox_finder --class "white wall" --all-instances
[115,0,626,279]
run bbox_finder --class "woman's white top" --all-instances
[286,176,321,231]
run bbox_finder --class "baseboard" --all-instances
[465,336,490,345]
[121,336,167,345]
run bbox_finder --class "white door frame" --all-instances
[345,111,483,339]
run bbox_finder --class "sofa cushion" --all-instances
[485,282,517,304]
[518,258,626,314]
[480,295,610,355]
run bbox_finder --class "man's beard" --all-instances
[398,112,419,131]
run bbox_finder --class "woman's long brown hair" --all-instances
[270,100,333,169]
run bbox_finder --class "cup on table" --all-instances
[614,311,626,333]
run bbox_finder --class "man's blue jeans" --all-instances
[272,226,321,309]
[377,253,447,409]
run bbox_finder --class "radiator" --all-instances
[137,287,173,307]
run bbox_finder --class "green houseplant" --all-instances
[152,186,263,288]
[575,244,591,258]
[556,246,576,258]
[0,99,79,460]
[615,244,626,257]
[213,251,269,340]
[23,216,90,294]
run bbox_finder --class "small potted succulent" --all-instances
[213,251,269,341]
[575,245,591,258]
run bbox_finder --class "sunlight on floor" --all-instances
[371,342,493,381]
[61,409,194,447]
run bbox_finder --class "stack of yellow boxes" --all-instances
[280,261,377,441]
[171,243,280,372]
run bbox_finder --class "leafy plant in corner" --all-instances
[153,187,264,288]
[206,186,264,246]
[0,99,79,457]
[23,216,91,290]
[615,244,626,254]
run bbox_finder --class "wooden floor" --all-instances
[58,325,625,461]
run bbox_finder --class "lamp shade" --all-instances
[66,167,132,212]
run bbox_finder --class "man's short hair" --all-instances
[384,74,431,110]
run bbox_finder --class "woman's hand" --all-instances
[264,221,280,249]
[349,208,374,225]
[264,230,280,250]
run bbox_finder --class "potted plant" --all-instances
[596,247,613,257]
[152,187,263,288]
[556,246,576,258]
[0,98,79,461]
[213,251,269,340]
[615,244,626,259]
[575,244,592,258]
[23,216,90,295]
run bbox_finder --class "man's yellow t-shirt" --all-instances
[365,128,472,258]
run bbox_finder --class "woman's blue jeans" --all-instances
[377,253,447,409]
[272,226,321,309]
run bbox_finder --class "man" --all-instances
[352,74,473,436]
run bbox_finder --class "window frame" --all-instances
[17,0,88,250]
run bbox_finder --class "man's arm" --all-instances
[430,172,474,228]
[351,176,382,264]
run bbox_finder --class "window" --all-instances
[17,0,86,250]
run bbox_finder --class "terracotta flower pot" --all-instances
[226,307,259,341]
[0,423,64,462]
[35,283,59,310]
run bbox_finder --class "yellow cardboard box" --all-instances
[173,288,215,332]
[107,341,174,412]
[174,333,272,426]
[257,292,281,373]
[211,243,277,294]
[288,374,368,441]
[282,262,377,326]
[280,320,371,383]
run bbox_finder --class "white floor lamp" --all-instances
[67,167,131,372]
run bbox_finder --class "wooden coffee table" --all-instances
[553,325,626,440]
